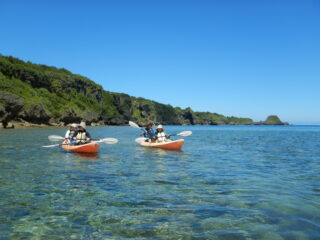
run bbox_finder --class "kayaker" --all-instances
[73,122,92,145]
[155,125,169,142]
[140,122,155,141]
[64,123,78,144]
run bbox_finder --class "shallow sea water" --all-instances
[0,125,319,239]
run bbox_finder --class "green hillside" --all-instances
[0,55,287,128]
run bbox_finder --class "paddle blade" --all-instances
[135,137,147,143]
[176,131,192,137]
[129,121,141,129]
[42,144,60,148]
[99,138,119,144]
[48,135,64,141]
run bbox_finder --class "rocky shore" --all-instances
[0,55,289,129]
[0,91,288,129]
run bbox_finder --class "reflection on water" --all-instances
[0,125,320,239]
[73,152,100,160]
[139,147,183,156]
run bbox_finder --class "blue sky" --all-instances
[1,0,319,124]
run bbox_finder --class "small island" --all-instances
[258,115,289,125]
[0,55,288,128]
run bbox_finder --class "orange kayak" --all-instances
[139,139,184,150]
[61,140,100,153]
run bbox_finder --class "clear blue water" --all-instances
[0,125,319,239]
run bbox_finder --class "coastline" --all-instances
[0,120,289,129]
[1,55,289,130]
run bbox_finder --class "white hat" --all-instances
[156,124,163,129]
[79,121,86,129]
[70,123,78,128]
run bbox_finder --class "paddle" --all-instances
[135,137,148,143]
[168,131,192,137]
[129,121,154,138]
[92,138,119,144]
[48,135,65,141]
[129,121,144,130]
[42,143,60,148]
[44,135,118,148]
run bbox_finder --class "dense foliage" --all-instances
[0,55,286,127]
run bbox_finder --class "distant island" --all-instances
[0,55,288,128]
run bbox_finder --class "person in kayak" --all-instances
[73,122,92,145]
[155,125,170,142]
[140,122,155,141]
[64,123,78,144]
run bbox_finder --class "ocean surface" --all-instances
[0,125,319,240]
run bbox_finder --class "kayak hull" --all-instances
[139,139,184,150]
[61,141,99,153]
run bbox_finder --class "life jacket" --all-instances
[67,130,76,139]
[144,128,155,139]
[75,131,87,144]
[156,132,166,142]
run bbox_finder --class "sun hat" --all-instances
[156,124,163,129]
[70,123,78,128]
[79,121,86,129]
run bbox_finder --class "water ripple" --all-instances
[0,126,319,239]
